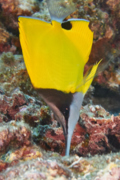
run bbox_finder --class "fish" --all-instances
[18,8,100,156]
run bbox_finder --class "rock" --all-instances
[1,52,15,65]
[0,157,71,180]
[0,90,27,120]
[39,105,120,156]
[0,121,31,154]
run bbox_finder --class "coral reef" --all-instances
[0,0,40,53]
[0,54,37,96]
[0,157,72,180]
[7,145,42,162]
[37,105,120,156]
[0,121,31,154]
[78,105,120,155]
[0,81,119,178]
[0,147,120,179]
[0,27,10,53]
[1,52,15,65]
[0,90,27,120]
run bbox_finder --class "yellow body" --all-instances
[19,17,99,94]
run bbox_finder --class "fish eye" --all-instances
[61,21,72,30]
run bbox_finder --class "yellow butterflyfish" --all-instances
[18,10,99,156]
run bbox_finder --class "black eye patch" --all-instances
[61,21,72,30]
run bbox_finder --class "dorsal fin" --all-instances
[76,61,101,93]
[46,0,76,23]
